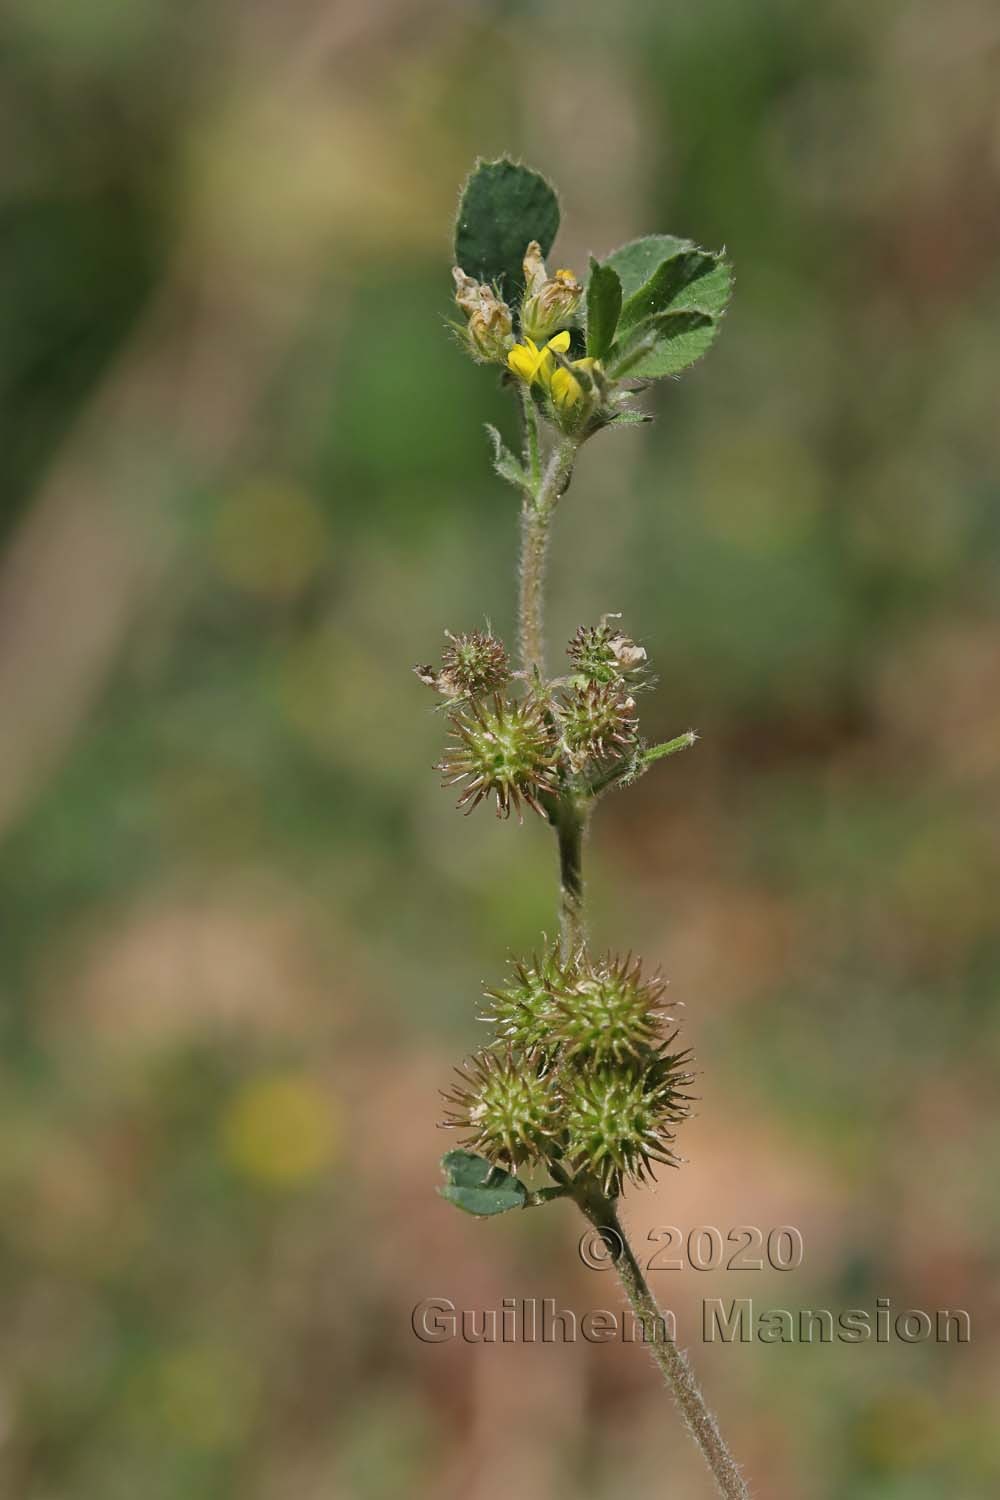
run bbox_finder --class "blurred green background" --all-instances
[1,1,998,1497]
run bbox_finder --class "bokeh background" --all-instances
[1,1,998,1496]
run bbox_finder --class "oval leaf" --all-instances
[454,158,560,299]
[439,1149,528,1216]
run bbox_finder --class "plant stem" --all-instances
[587,730,699,799]
[643,730,699,766]
[516,407,750,1497]
[555,796,589,955]
[515,418,585,952]
[520,384,541,490]
[576,1188,751,1500]
[518,501,550,679]
[517,435,577,678]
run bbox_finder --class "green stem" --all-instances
[587,730,698,799]
[643,730,698,766]
[518,502,550,680]
[517,435,577,679]
[515,405,748,1496]
[555,796,589,955]
[520,384,542,490]
[576,1188,751,1500]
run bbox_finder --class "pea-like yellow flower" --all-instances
[550,357,599,414]
[507,331,598,417]
[506,330,571,386]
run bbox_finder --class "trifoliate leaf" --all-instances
[438,1149,528,1216]
[618,248,723,331]
[585,258,623,359]
[607,310,715,380]
[455,158,560,299]
[603,235,732,378]
[485,424,530,491]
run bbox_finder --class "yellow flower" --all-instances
[506,330,571,386]
[508,332,598,417]
[220,1072,339,1187]
[551,356,598,413]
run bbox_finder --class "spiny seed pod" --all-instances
[559,680,639,766]
[415,630,511,700]
[441,1048,558,1169]
[562,1052,695,1195]
[437,694,560,819]
[553,951,669,1064]
[481,941,576,1052]
[567,619,648,686]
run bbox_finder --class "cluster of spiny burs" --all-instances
[416,618,649,818]
[417,621,694,1195]
[417,160,731,1207]
[444,945,695,1196]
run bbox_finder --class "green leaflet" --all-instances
[454,158,560,299]
[485,424,529,491]
[601,407,653,429]
[604,234,691,301]
[609,236,732,322]
[438,1149,528,1216]
[600,234,732,380]
[585,258,623,359]
[607,310,715,380]
[618,248,721,331]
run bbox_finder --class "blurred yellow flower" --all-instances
[213,477,328,601]
[220,1072,338,1187]
[152,1344,256,1450]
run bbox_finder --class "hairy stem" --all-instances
[517,407,750,1496]
[518,502,550,679]
[555,797,589,954]
[517,435,577,678]
[577,1189,751,1500]
[587,730,699,799]
[519,384,541,490]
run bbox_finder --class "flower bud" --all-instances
[451,266,514,363]
[522,240,549,299]
[519,241,583,343]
